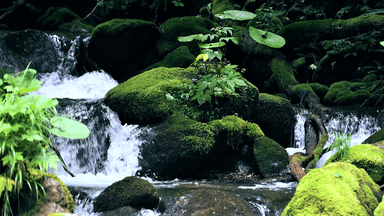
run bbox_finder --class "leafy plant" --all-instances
[327,132,351,161]
[0,64,90,215]
[333,170,343,178]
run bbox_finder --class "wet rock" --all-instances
[164,188,256,215]
[93,176,159,212]
[0,29,61,73]
[98,206,139,216]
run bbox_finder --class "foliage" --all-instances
[327,132,351,161]
[0,64,90,215]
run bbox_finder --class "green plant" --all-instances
[327,132,351,161]
[333,169,343,178]
[0,64,90,215]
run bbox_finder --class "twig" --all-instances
[52,146,75,177]
[370,75,384,92]
[361,85,384,107]
[380,184,384,189]
[83,0,103,20]
[285,3,297,18]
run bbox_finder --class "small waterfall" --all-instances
[290,107,381,167]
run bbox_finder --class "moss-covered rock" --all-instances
[324,81,384,106]
[251,93,296,148]
[254,136,289,177]
[21,171,75,216]
[137,113,215,179]
[271,57,298,93]
[104,67,197,124]
[291,83,320,103]
[278,15,384,52]
[282,162,382,216]
[375,196,384,216]
[157,16,217,56]
[88,19,162,82]
[36,7,81,30]
[212,0,236,17]
[308,83,329,102]
[325,144,384,184]
[93,176,158,212]
[165,189,254,215]
[364,128,384,144]
[58,19,94,33]
[142,46,195,72]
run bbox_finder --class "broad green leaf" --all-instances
[165,93,175,100]
[0,176,15,197]
[50,116,90,139]
[0,79,3,86]
[380,41,384,47]
[219,37,239,45]
[215,10,256,21]
[178,34,202,42]
[1,102,28,117]
[196,54,209,62]
[195,34,209,42]
[22,129,44,141]
[199,42,225,49]
[249,27,285,48]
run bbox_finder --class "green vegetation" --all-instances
[282,162,381,216]
[327,132,351,161]
[0,65,90,215]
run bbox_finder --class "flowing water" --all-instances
[9,33,382,215]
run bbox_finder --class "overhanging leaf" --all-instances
[50,117,90,139]
[199,42,225,49]
[380,41,384,47]
[178,34,202,42]
[215,10,256,21]
[249,27,285,48]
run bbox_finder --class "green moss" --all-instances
[291,57,306,69]
[282,162,381,216]
[92,19,156,37]
[324,81,383,106]
[104,67,197,124]
[37,7,80,30]
[307,133,329,168]
[58,19,94,33]
[142,46,195,72]
[271,58,298,91]
[254,136,289,177]
[326,144,384,183]
[308,83,329,100]
[161,16,216,36]
[259,93,291,105]
[292,84,319,100]
[209,115,264,149]
[364,128,384,144]
[44,173,76,213]
[375,196,384,216]
[278,15,384,50]
[362,74,378,83]
[212,0,236,16]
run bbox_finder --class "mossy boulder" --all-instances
[157,16,217,56]
[282,162,382,216]
[164,189,254,215]
[251,93,296,148]
[138,114,266,179]
[88,19,162,82]
[141,46,195,72]
[93,176,159,212]
[212,0,236,16]
[364,128,384,144]
[324,81,384,106]
[36,7,81,30]
[375,196,384,216]
[254,136,289,177]
[271,57,298,94]
[325,144,384,184]
[58,19,94,33]
[104,67,197,124]
[137,113,216,179]
[308,83,329,102]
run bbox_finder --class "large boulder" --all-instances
[282,162,382,215]
[364,128,384,144]
[36,7,81,30]
[93,176,159,212]
[88,19,162,82]
[376,196,384,216]
[325,144,384,184]
[250,93,296,148]
[137,114,265,180]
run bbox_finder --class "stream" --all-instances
[22,34,382,215]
